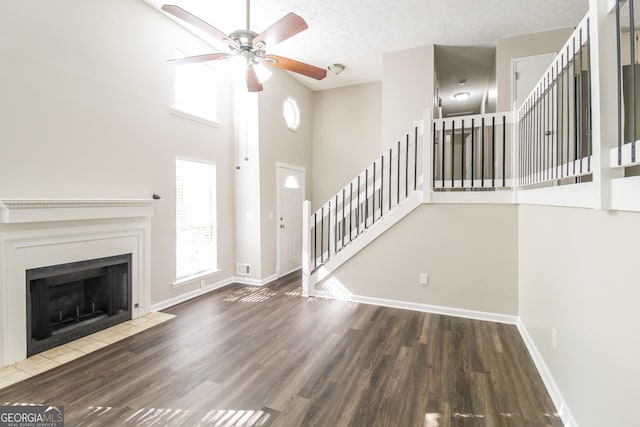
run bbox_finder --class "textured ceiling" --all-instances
[148,0,589,91]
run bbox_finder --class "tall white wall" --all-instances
[311,82,382,208]
[258,70,314,279]
[317,204,519,315]
[519,205,640,427]
[0,0,236,304]
[382,46,435,148]
[233,90,262,280]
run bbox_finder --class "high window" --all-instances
[283,96,301,131]
[172,50,218,124]
[175,158,217,280]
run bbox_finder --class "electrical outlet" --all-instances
[419,273,429,286]
[552,328,558,349]
[200,279,206,289]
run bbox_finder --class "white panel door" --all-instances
[512,53,556,109]
[277,165,305,276]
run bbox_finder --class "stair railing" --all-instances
[306,125,423,276]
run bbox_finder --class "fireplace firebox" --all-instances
[26,254,132,356]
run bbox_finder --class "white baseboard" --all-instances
[151,274,278,312]
[310,290,518,325]
[516,319,578,427]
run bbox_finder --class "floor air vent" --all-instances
[236,263,251,276]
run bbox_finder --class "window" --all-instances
[176,158,217,280]
[282,96,301,131]
[172,50,218,124]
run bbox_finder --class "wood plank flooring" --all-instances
[0,272,563,426]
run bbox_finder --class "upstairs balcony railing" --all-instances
[432,112,513,190]
[516,13,593,186]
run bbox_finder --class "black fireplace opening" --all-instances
[26,254,132,356]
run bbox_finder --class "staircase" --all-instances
[301,115,429,297]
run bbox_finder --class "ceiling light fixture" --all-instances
[454,92,471,101]
[328,63,346,75]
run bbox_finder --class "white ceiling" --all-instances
[147,0,589,91]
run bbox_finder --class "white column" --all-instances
[589,0,625,210]
[422,108,433,203]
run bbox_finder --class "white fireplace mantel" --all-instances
[0,198,158,367]
[0,199,160,223]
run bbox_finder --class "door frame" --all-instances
[275,161,306,277]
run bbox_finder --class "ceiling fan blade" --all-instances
[168,53,231,65]
[252,13,308,48]
[161,5,236,47]
[264,55,327,80]
[246,66,264,93]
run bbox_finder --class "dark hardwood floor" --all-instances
[0,272,562,426]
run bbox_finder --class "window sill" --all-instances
[170,107,220,128]
[172,269,221,288]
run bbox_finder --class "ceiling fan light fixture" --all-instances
[253,61,272,84]
[454,91,471,101]
[328,63,345,75]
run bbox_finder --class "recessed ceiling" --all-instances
[147,0,589,91]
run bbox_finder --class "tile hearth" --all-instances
[0,311,175,389]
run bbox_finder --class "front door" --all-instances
[276,164,305,276]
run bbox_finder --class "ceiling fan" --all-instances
[161,1,327,92]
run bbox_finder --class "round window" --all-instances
[282,96,300,131]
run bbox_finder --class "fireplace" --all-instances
[26,254,132,356]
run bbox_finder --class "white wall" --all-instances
[317,203,519,315]
[258,70,314,279]
[382,46,435,147]
[496,28,574,111]
[0,0,236,304]
[233,90,263,280]
[311,82,382,208]
[519,205,640,427]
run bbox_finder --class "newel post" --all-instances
[422,108,433,203]
[301,200,311,297]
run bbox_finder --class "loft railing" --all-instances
[432,112,513,189]
[516,14,592,186]
[614,0,640,167]
[308,127,422,273]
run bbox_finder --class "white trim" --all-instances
[278,267,301,278]
[609,141,640,168]
[311,289,518,325]
[310,191,423,285]
[171,269,222,288]
[151,274,279,312]
[152,277,236,312]
[170,107,220,127]
[0,221,152,367]
[610,175,640,212]
[235,273,278,287]
[0,199,159,223]
[516,182,594,209]
[276,163,306,277]
[517,319,579,427]
[275,161,306,173]
[430,190,515,204]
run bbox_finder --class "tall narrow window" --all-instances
[172,49,218,124]
[176,158,217,280]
